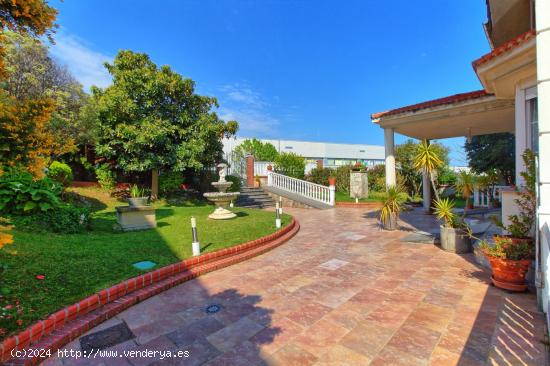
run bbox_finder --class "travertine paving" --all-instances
[44,208,548,365]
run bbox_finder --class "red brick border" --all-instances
[335,201,382,209]
[1,219,299,365]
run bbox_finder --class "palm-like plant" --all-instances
[380,185,404,228]
[455,171,476,209]
[413,140,443,201]
[433,197,457,228]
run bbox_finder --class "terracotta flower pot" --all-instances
[485,255,531,292]
[328,177,336,186]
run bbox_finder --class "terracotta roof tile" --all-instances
[371,90,491,120]
[472,29,536,69]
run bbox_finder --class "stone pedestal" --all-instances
[116,206,157,231]
[350,171,368,199]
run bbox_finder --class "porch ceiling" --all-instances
[371,93,515,140]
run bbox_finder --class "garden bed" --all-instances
[0,187,291,339]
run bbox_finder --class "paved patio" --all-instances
[44,208,548,365]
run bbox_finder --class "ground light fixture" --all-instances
[275,202,281,229]
[191,216,200,256]
[278,196,283,215]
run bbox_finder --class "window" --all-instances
[526,86,538,153]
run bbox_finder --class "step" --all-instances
[263,186,333,210]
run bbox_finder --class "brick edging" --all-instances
[335,201,382,208]
[2,219,299,365]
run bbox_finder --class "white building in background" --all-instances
[222,137,385,168]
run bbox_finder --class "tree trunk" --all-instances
[430,172,440,201]
[151,169,159,200]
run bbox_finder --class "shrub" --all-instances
[159,171,184,196]
[13,204,91,234]
[0,168,62,215]
[95,164,115,191]
[305,167,335,186]
[367,165,385,192]
[225,175,241,192]
[335,166,352,193]
[47,161,73,187]
[274,152,305,179]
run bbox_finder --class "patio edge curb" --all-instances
[1,218,299,365]
[335,201,382,208]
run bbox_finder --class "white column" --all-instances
[384,128,396,187]
[515,86,528,186]
[422,139,431,212]
[537,0,550,314]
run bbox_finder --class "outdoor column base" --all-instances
[208,206,237,220]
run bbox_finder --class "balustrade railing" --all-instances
[267,171,335,206]
[473,185,509,208]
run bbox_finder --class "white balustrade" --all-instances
[473,185,509,208]
[253,161,274,176]
[267,171,335,206]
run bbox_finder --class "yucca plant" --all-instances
[130,184,145,198]
[455,171,476,209]
[380,185,404,230]
[433,197,458,228]
[413,140,443,201]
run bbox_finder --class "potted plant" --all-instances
[128,184,149,207]
[254,175,261,188]
[455,171,475,210]
[492,150,536,245]
[380,185,404,230]
[479,236,532,291]
[433,198,471,253]
[328,176,336,186]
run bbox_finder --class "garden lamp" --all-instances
[191,216,200,256]
[275,202,281,229]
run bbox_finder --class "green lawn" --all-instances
[0,187,291,335]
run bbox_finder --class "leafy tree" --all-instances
[2,32,94,153]
[274,152,305,179]
[234,138,278,161]
[0,0,57,77]
[0,93,57,176]
[465,133,515,185]
[93,50,238,197]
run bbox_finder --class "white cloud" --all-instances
[220,84,267,108]
[219,107,280,135]
[49,30,112,90]
[218,83,280,136]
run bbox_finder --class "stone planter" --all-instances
[383,215,397,231]
[440,226,472,253]
[127,197,149,207]
[116,205,156,231]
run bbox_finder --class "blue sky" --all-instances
[49,0,490,166]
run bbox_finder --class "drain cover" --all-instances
[132,260,157,270]
[80,322,135,353]
[205,304,222,314]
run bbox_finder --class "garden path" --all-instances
[43,207,547,366]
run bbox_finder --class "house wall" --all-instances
[536,0,550,319]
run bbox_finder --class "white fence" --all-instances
[473,185,509,208]
[254,161,273,176]
[268,171,335,206]
[254,161,317,176]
